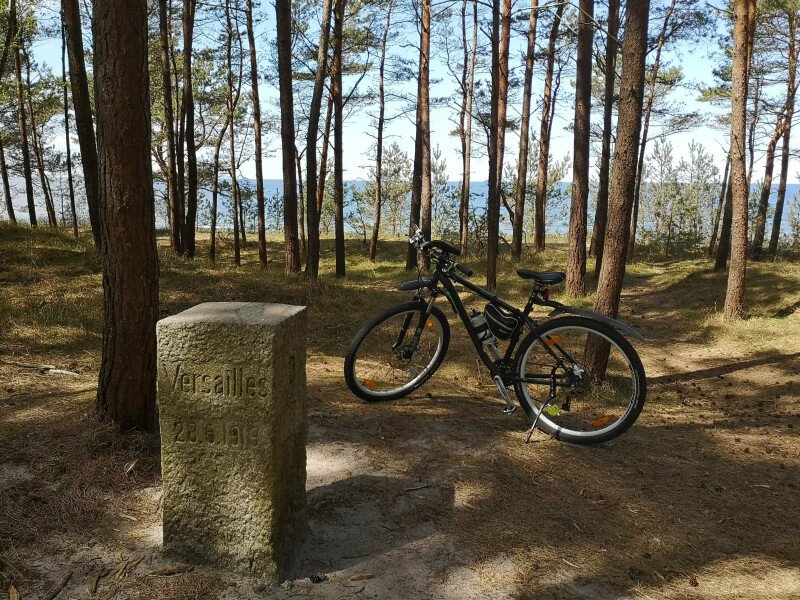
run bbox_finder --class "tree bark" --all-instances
[208,119,229,262]
[715,173,733,270]
[485,0,511,290]
[590,0,619,275]
[331,0,346,277]
[295,146,306,258]
[628,0,676,262]
[304,0,332,278]
[93,0,159,431]
[419,0,433,270]
[61,10,78,236]
[708,152,730,257]
[512,0,539,259]
[406,0,431,272]
[11,0,36,227]
[317,94,334,215]
[768,9,798,259]
[724,0,757,320]
[63,0,101,245]
[245,0,267,267]
[751,118,786,260]
[459,0,477,257]
[370,0,394,262]
[566,0,594,296]
[0,135,13,224]
[0,7,15,224]
[533,3,564,252]
[586,0,650,377]
[181,0,198,257]
[23,48,58,228]
[158,0,181,254]
[226,0,241,266]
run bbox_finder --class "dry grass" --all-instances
[1,224,799,599]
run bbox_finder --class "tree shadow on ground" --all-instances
[291,474,454,579]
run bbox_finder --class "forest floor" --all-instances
[1,224,800,600]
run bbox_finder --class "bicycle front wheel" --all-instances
[344,301,450,402]
[513,316,646,445]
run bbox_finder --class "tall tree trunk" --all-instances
[209,120,229,262]
[332,0,346,277]
[93,0,159,431]
[459,0,477,257]
[406,0,431,271]
[11,0,36,227]
[0,136,13,224]
[61,11,78,237]
[419,0,433,270]
[158,0,181,254]
[226,0,241,266]
[182,0,198,257]
[63,0,101,245]
[238,180,247,245]
[296,146,306,258]
[628,0,677,262]
[585,0,650,377]
[708,152,730,257]
[715,174,733,270]
[768,133,792,258]
[317,94,334,215]
[566,0,594,296]
[533,3,564,252]
[0,8,15,224]
[512,0,539,259]
[751,118,786,260]
[23,49,58,228]
[724,0,757,320]
[276,0,301,273]
[304,0,332,278]
[370,0,393,262]
[768,9,798,259]
[485,0,511,290]
[245,0,267,267]
[746,77,761,189]
[590,0,619,274]
[175,34,186,253]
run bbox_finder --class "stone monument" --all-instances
[156,302,307,579]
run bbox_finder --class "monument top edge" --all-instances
[158,302,306,326]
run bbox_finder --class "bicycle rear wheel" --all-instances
[344,301,450,402]
[513,316,646,445]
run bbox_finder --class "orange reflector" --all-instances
[362,379,377,390]
[591,415,614,428]
[546,335,562,347]
[426,319,434,328]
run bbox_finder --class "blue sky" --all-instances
[23,0,793,189]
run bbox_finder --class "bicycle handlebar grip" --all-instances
[456,263,473,277]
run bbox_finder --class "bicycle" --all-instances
[344,225,647,445]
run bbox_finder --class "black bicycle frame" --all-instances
[409,263,557,384]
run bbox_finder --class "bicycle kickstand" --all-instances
[525,365,558,444]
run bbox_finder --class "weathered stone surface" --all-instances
[157,302,307,579]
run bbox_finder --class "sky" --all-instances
[20,0,798,193]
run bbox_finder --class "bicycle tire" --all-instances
[344,301,450,402]
[513,316,646,445]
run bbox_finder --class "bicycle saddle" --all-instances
[516,269,566,285]
[422,239,461,256]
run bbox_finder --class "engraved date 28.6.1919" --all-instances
[172,418,259,448]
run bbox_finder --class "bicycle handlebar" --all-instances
[409,228,472,277]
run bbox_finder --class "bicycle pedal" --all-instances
[492,375,517,413]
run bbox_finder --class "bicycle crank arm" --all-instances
[493,375,517,414]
